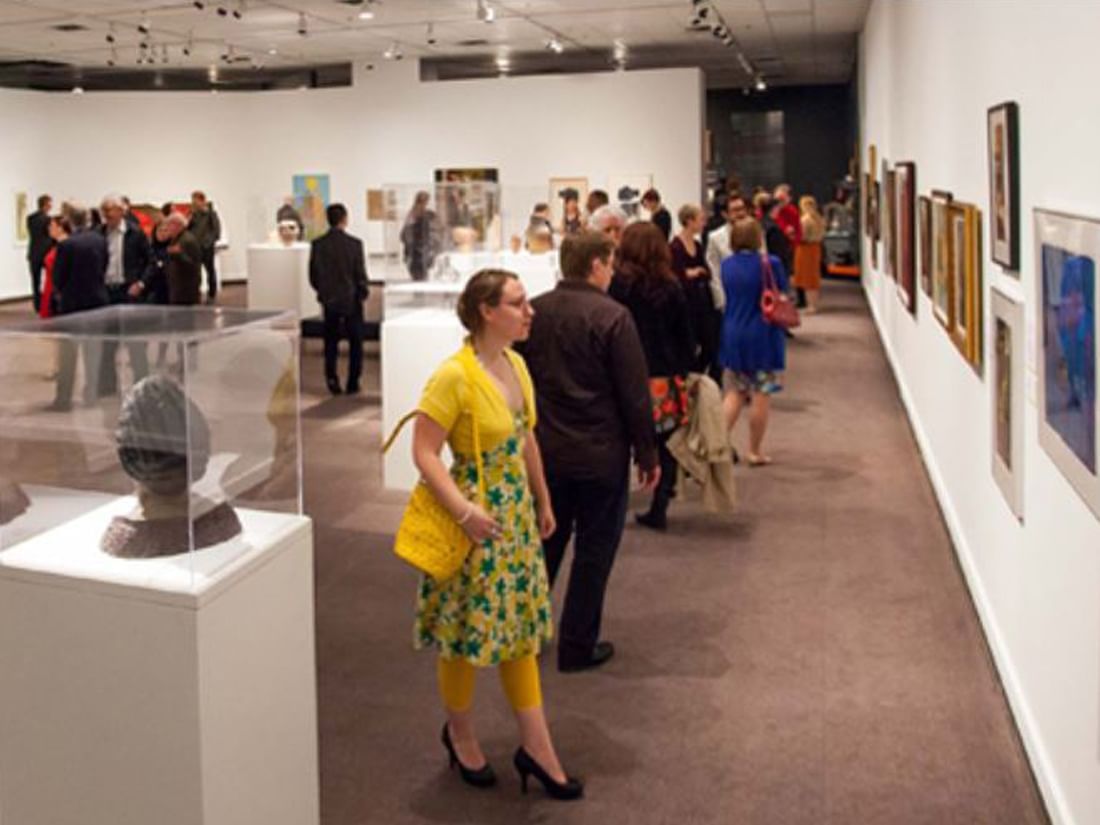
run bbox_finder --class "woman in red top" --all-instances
[38,216,69,319]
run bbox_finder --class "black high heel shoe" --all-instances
[513,747,583,800]
[441,723,496,788]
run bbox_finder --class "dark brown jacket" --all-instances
[167,229,203,305]
[518,280,657,484]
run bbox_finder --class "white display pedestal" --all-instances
[381,309,464,491]
[0,509,319,825]
[246,243,316,319]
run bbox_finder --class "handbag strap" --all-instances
[759,253,778,292]
[380,347,487,505]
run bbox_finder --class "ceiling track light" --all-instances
[358,0,375,20]
[107,46,117,66]
[232,1,244,20]
[193,0,205,9]
[476,0,496,23]
[137,16,151,35]
[297,12,308,35]
[545,37,563,54]
[426,22,436,45]
[105,23,116,44]
[383,41,402,60]
[754,75,767,92]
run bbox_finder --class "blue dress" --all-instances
[718,252,788,373]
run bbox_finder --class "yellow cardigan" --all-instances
[418,343,537,456]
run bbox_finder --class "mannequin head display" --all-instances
[276,219,300,245]
[101,374,241,558]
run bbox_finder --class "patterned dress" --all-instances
[414,411,553,667]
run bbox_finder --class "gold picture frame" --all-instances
[946,201,983,368]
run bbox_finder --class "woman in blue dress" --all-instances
[719,218,788,466]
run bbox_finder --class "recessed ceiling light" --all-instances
[268,47,278,55]
[358,9,374,20]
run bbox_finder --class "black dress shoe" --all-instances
[514,747,583,800]
[634,510,667,531]
[558,640,615,673]
[345,381,360,395]
[441,723,496,788]
[326,377,342,395]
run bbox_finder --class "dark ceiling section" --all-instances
[421,43,748,83]
[0,60,351,92]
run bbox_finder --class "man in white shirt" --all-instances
[98,193,152,391]
[704,194,749,311]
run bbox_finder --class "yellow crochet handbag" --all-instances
[381,353,486,582]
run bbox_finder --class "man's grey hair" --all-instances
[68,203,89,229]
[100,193,124,211]
[587,205,627,232]
[164,212,188,230]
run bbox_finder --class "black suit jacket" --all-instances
[98,222,152,286]
[26,210,53,265]
[53,229,109,314]
[309,228,368,314]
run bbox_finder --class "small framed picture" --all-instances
[918,195,932,297]
[987,101,1020,271]
[947,201,984,369]
[883,163,896,279]
[931,190,953,327]
[895,162,917,314]
[991,287,1024,520]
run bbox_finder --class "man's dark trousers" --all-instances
[323,304,364,389]
[201,246,217,299]
[542,469,630,668]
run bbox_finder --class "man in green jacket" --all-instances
[188,190,221,303]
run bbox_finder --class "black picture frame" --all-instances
[987,101,1020,271]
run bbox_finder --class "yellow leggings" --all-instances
[437,654,542,712]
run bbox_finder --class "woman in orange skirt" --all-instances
[793,195,825,313]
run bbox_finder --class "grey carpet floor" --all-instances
[0,280,1049,824]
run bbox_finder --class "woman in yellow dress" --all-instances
[410,269,583,800]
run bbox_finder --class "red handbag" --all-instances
[760,254,801,329]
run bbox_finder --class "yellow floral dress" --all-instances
[413,345,553,667]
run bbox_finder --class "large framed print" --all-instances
[918,195,932,297]
[548,176,588,233]
[1035,208,1100,520]
[988,102,1020,271]
[882,163,896,279]
[14,191,29,245]
[291,173,330,242]
[991,288,1024,520]
[895,162,917,313]
[947,202,983,368]
[931,190,953,327]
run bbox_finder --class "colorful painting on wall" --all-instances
[895,163,917,314]
[1035,208,1100,520]
[292,173,330,241]
[988,101,1020,271]
[14,191,28,244]
[918,195,932,297]
[991,288,1024,520]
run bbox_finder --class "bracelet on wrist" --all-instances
[456,503,473,525]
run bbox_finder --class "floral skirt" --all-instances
[414,419,553,666]
[722,369,784,396]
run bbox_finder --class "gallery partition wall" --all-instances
[859,2,1100,823]
[0,62,704,302]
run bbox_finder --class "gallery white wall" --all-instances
[0,62,703,302]
[860,2,1100,824]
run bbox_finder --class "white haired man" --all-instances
[160,213,203,306]
[587,204,628,249]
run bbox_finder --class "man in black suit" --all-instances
[25,193,53,313]
[309,203,368,396]
[51,204,109,410]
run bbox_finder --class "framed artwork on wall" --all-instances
[931,190,953,327]
[882,162,896,279]
[14,191,28,245]
[947,202,983,368]
[1035,208,1100,520]
[991,288,1025,520]
[988,101,1020,271]
[292,173,330,241]
[863,173,872,238]
[869,180,881,269]
[548,177,588,233]
[918,195,932,297]
[895,162,917,314]
[609,173,653,220]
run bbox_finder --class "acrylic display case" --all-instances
[0,304,318,825]
[0,305,303,594]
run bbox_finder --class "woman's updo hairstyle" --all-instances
[457,268,519,336]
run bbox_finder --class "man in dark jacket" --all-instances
[309,203,368,395]
[188,190,221,303]
[161,213,204,306]
[50,204,109,410]
[516,230,660,673]
[26,193,53,313]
